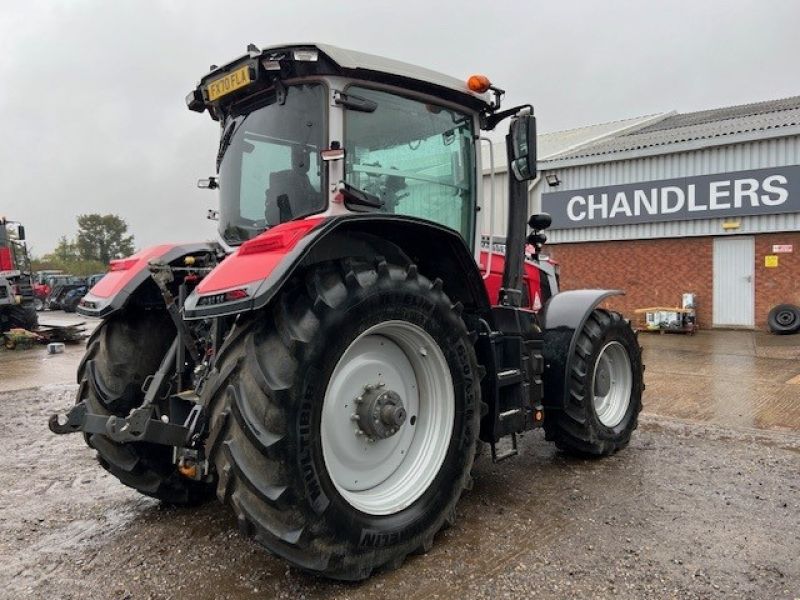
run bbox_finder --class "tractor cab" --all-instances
[187,43,548,308]
[189,44,495,251]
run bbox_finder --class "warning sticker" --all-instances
[764,255,779,268]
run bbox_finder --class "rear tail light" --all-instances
[225,289,249,302]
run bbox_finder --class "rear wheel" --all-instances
[78,310,213,504]
[544,309,643,456]
[203,258,481,580]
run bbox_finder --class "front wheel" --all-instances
[544,309,643,456]
[204,258,481,580]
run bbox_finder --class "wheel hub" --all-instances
[777,310,795,326]
[355,385,406,441]
[594,361,611,396]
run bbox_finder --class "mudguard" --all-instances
[183,214,492,320]
[540,289,624,410]
[77,242,218,319]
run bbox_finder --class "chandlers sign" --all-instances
[541,165,800,229]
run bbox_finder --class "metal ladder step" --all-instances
[490,432,518,462]
[497,368,522,387]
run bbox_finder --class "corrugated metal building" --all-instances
[482,96,800,329]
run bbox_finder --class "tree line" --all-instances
[33,214,135,276]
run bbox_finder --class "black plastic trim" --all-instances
[540,289,624,410]
[183,215,492,321]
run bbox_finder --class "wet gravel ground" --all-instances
[0,387,798,600]
[1,322,799,599]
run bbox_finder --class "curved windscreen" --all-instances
[217,83,326,245]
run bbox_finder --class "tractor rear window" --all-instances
[217,83,326,245]
[344,87,476,244]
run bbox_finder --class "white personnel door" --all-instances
[713,236,754,328]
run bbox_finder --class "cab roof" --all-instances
[189,42,494,118]
[309,42,491,106]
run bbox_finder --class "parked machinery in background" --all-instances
[0,218,37,331]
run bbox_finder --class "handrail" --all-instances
[479,137,495,279]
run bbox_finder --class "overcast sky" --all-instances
[1,0,798,255]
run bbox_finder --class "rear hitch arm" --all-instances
[48,401,202,447]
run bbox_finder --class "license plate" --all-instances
[206,65,252,101]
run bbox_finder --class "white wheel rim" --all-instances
[321,320,454,516]
[591,341,633,428]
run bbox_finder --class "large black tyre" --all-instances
[77,310,213,504]
[767,304,800,335]
[1,304,38,331]
[544,309,643,456]
[203,258,481,580]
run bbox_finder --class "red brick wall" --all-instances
[546,237,714,328]
[754,232,800,328]
[548,233,800,329]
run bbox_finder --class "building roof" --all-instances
[482,112,667,172]
[538,113,668,158]
[546,95,800,164]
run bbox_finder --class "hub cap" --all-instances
[776,309,797,327]
[592,341,633,428]
[321,321,454,515]
[356,387,407,440]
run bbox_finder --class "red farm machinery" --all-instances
[0,218,37,332]
[50,44,643,580]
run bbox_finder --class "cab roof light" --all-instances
[293,49,319,62]
[467,74,492,94]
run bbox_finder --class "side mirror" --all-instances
[509,114,537,181]
[16,225,25,241]
[528,213,552,231]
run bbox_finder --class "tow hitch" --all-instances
[48,401,201,447]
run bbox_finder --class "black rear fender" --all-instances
[184,215,492,322]
[540,290,624,410]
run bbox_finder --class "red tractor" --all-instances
[50,44,643,580]
[0,218,37,331]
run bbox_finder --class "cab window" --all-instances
[343,86,476,244]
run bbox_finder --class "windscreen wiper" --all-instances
[216,116,246,169]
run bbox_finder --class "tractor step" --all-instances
[490,432,518,462]
[497,368,523,386]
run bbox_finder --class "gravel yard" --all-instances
[1,322,798,599]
